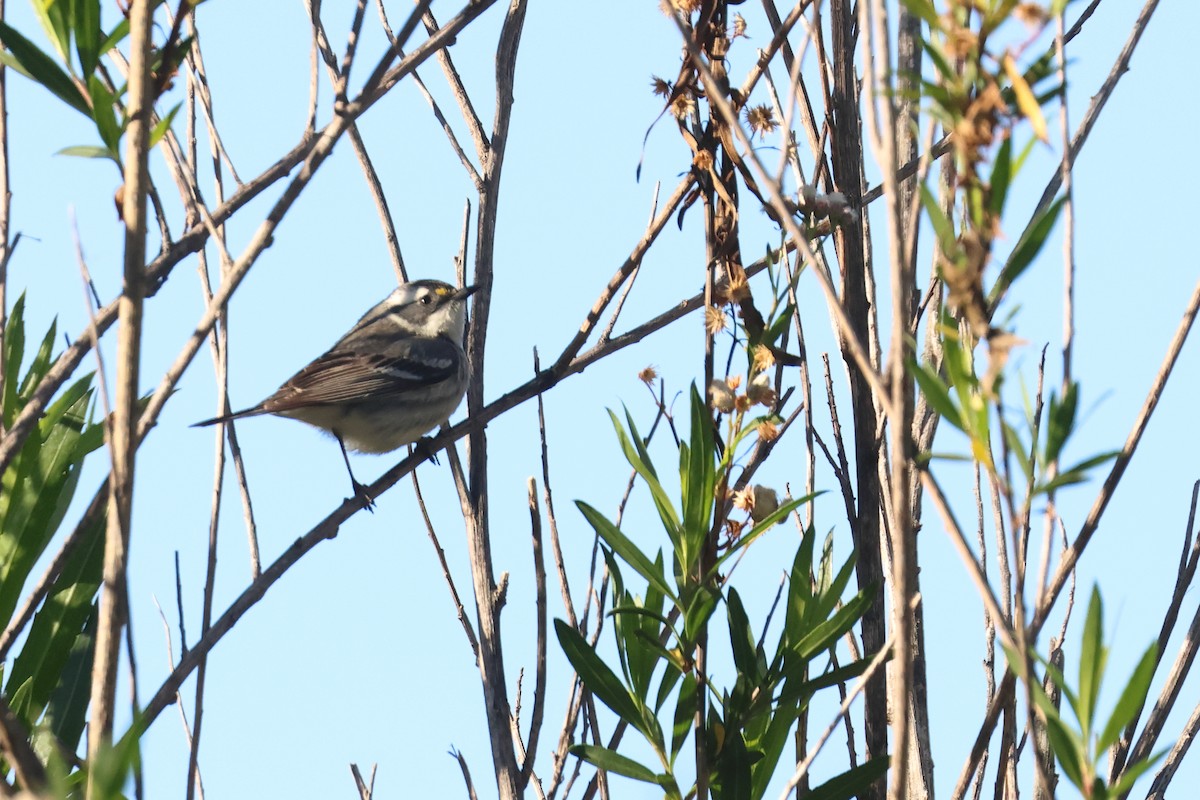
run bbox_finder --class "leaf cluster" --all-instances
[0,0,190,166]
[557,386,882,799]
[0,297,111,791]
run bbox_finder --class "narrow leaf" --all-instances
[609,410,682,541]
[1108,748,1167,796]
[73,0,103,75]
[556,620,645,732]
[1078,586,1104,739]
[1003,53,1049,142]
[56,145,118,160]
[1096,642,1158,752]
[919,181,956,255]
[571,744,662,784]
[0,22,89,115]
[987,135,1014,218]
[806,756,890,800]
[910,358,963,431]
[990,196,1066,307]
[88,74,122,153]
[149,102,183,148]
[577,502,675,602]
[1045,383,1078,464]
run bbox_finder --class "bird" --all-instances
[194,279,477,509]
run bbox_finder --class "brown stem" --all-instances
[88,0,153,789]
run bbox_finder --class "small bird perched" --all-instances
[194,279,477,508]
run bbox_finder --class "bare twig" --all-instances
[1033,0,1163,216]
[0,695,46,793]
[350,763,377,800]
[451,748,480,800]
[413,468,479,658]
[89,0,153,782]
[520,478,548,790]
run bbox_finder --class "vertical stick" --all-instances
[827,3,886,795]
[88,0,153,786]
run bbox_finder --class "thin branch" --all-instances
[1033,0,1161,215]
[413,468,479,658]
[0,695,46,794]
[0,0,496,479]
[350,763,377,800]
[137,210,784,733]
[520,478,548,790]
[451,748,480,800]
[89,0,153,779]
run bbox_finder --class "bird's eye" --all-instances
[419,294,433,305]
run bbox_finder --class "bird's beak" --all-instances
[456,285,480,300]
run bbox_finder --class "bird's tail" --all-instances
[192,407,266,428]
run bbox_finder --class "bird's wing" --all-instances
[259,335,461,412]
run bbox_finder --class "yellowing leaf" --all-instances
[970,436,994,470]
[1003,54,1048,143]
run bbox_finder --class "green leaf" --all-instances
[795,590,873,659]
[609,409,682,544]
[682,585,719,644]
[1001,420,1032,485]
[73,0,103,76]
[0,381,95,631]
[43,608,97,751]
[910,357,963,431]
[670,673,696,764]
[32,0,71,62]
[7,507,103,715]
[1078,586,1105,740]
[0,49,35,80]
[1041,707,1085,788]
[812,547,858,625]
[16,312,55,400]
[556,620,646,733]
[922,38,957,85]
[2,295,27,425]
[680,385,716,574]
[1096,642,1158,752]
[577,501,675,602]
[570,743,662,784]
[99,17,130,54]
[795,656,872,696]
[56,144,118,160]
[712,723,753,799]
[989,196,1066,308]
[1045,382,1078,464]
[987,135,1014,218]
[727,588,759,680]
[1000,640,1029,681]
[806,756,890,800]
[919,181,956,256]
[88,74,122,154]
[1035,450,1120,496]
[149,101,183,148]
[1108,748,1167,796]
[0,21,89,115]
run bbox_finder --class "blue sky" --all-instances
[3,1,1198,798]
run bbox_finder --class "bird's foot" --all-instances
[351,480,377,512]
[413,436,441,465]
